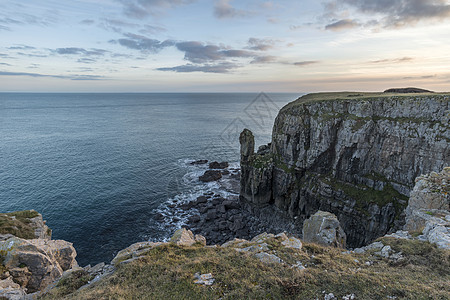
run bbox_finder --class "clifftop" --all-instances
[281,91,449,110]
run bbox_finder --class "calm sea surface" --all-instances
[0,93,300,265]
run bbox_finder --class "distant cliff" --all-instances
[240,92,450,247]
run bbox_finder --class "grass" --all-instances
[319,175,408,218]
[41,238,450,300]
[0,210,39,239]
[287,92,450,106]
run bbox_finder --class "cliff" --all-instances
[240,92,450,247]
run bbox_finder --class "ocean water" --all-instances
[0,92,300,266]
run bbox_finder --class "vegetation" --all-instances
[319,175,408,218]
[52,269,94,297]
[286,92,449,107]
[41,238,450,300]
[0,210,39,239]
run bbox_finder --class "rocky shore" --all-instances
[1,91,449,299]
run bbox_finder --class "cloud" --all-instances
[100,18,139,33]
[250,55,277,64]
[325,0,450,28]
[176,41,255,63]
[0,24,10,31]
[293,61,320,66]
[17,52,48,58]
[56,48,108,56]
[114,33,175,52]
[370,57,414,63]
[157,62,237,73]
[214,0,250,19]
[77,58,97,64]
[247,38,275,51]
[0,71,104,80]
[403,74,436,80]
[139,24,166,35]
[8,45,35,50]
[325,19,360,31]
[0,62,11,66]
[80,19,95,25]
[0,17,22,25]
[118,0,195,19]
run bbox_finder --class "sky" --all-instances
[1,0,450,92]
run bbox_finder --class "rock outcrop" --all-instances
[0,210,51,241]
[1,211,78,298]
[302,211,346,248]
[0,237,77,293]
[404,167,449,230]
[240,92,449,247]
[401,167,450,249]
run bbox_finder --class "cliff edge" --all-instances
[240,92,449,247]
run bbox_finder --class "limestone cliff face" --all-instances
[240,92,450,247]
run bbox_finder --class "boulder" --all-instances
[254,252,283,264]
[194,234,207,246]
[302,211,346,248]
[199,170,222,182]
[0,237,77,293]
[208,161,229,169]
[111,241,165,265]
[190,159,208,165]
[170,228,196,246]
[281,236,302,250]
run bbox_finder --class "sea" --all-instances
[0,92,301,266]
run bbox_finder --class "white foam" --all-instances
[155,158,240,233]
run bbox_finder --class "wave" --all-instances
[154,158,240,237]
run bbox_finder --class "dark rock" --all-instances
[190,159,208,165]
[206,209,217,220]
[188,215,201,223]
[179,202,194,210]
[219,205,227,214]
[199,170,222,182]
[257,144,271,155]
[221,170,230,175]
[168,204,176,209]
[195,196,208,204]
[384,87,433,93]
[223,200,240,210]
[211,197,224,206]
[154,213,165,221]
[209,161,229,169]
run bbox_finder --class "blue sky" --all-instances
[1,0,450,92]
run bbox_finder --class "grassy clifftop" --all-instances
[0,210,40,239]
[42,235,449,300]
[282,91,450,111]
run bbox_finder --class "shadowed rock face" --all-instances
[240,93,449,248]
